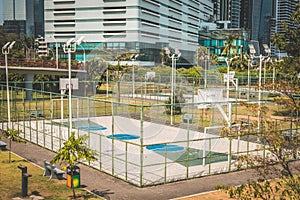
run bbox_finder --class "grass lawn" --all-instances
[0,151,103,200]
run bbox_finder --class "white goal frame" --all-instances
[50,98,80,120]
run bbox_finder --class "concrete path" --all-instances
[6,139,259,200]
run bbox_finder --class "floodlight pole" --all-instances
[248,58,251,100]
[225,58,231,102]
[131,54,139,98]
[63,36,84,137]
[2,41,15,128]
[204,48,210,89]
[164,47,181,125]
[249,44,270,140]
[50,35,59,69]
[106,63,109,97]
[78,44,86,69]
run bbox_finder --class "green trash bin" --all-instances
[66,165,80,188]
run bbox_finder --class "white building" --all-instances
[44,0,214,66]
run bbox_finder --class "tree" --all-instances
[218,7,300,195]
[219,88,300,199]
[221,34,239,57]
[195,46,209,67]
[218,67,300,199]
[1,129,26,163]
[178,66,203,85]
[165,90,185,115]
[51,132,97,199]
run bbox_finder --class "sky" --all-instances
[0,0,3,25]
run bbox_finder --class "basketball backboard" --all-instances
[59,78,79,90]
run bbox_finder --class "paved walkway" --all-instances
[7,139,258,200]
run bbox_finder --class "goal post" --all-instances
[50,98,80,120]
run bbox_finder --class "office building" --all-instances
[44,0,214,66]
[274,0,299,34]
[0,0,3,25]
[3,0,44,37]
[272,0,299,57]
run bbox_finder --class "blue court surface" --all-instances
[107,133,140,140]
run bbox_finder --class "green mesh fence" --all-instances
[0,81,298,187]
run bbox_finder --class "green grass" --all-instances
[0,151,103,200]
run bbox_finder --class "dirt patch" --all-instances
[178,190,231,200]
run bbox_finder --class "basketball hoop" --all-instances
[59,78,79,90]
[66,84,73,90]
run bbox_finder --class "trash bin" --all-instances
[66,165,80,188]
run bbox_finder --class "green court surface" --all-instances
[155,147,234,166]
[49,119,107,130]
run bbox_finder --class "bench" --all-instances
[43,160,65,180]
[0,141,7,151]
[30,110,44,117]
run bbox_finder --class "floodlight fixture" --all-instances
[2,41,15,129]
[76,36,85,45]
[66,38,75,46]
[248,44,256,55]
[8,41,16,49]
[3,42,11,50]
[174,48,181,57]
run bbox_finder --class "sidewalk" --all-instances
[7,139,257,200]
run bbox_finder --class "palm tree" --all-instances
[195,46,209,67]
[221,34,239,57]
[51,132,97,199]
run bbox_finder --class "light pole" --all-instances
[164,47,181,125]
[204,48,210,89]
[262,44,271,85]
[249,43,270,140]
[106,63,109,98]
[50,35,58,69]
[131,54,139,98]
[2,41,15,129]
[78,44,86,68]
[63,36,85,137]
[247,57,251,100]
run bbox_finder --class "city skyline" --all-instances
[0,0,299,61]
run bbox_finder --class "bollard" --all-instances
[17,164,32,197]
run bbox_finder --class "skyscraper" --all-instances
[213,0,232,25]
[231,0,241,28]
[2,0,44,37]
[212,0,241,28]
[0,0,3,25]
[272,0,299,57]
[212,0,275,54]
[274,0,299,34]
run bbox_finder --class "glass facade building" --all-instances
[3,0,44,37]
